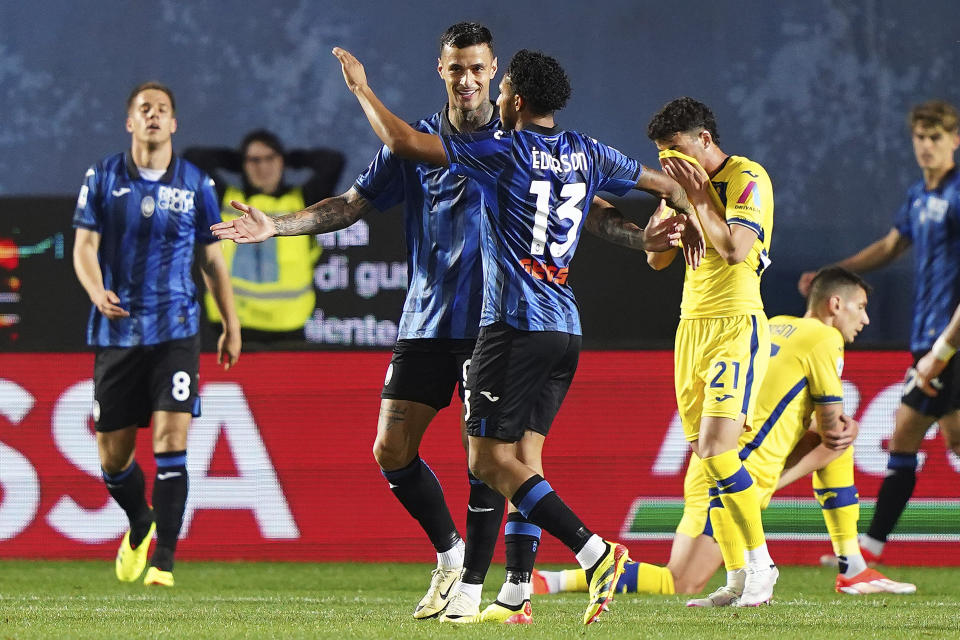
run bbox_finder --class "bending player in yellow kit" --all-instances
[535,268,916,601]
[646,97,776,606]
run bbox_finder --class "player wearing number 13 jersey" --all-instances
[333,45,700,624]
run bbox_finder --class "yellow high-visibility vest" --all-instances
[205,185,321,331]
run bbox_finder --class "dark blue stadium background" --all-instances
[2,0,958,349]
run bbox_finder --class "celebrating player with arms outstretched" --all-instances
[213,23,689,621]
[647,97,777,606]
[331,44,702,624]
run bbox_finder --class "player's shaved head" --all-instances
[807,266,872,310]
[647,97,719,143]
[439,22,493,54]
[504,49,571,116]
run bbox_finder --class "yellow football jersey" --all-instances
[738,315,845,483]
[677,155,774,318]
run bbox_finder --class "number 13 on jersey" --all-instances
[528,181,586,258]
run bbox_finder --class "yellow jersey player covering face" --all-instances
[647,97,776,606]
[534,267,916,600]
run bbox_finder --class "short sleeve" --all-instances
[807,331,845,404]
[892,194,913,241]
[441,130,510,186]
[72,166,101,231]
[353,145,406,212]
[594,141,642,196]
[724,164,773,241]
[195,174,222,244]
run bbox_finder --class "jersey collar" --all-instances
[124,151,177,183]
[440,101,498,136]
[522,123,561,136]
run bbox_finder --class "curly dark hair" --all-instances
[646,96,719,143]
[505,49,571,116]
[439,22,493,54]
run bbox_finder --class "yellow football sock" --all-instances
[709,503,746,571]
[634,562,676,594]
[702,449,766,550]
[814,448,860,557]
[561,568,588,592]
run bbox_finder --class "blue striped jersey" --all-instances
[72,152,221,347]
[441,124,641,334]
[354,107,498,340]
[893,166,960,352]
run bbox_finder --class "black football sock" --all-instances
[511,475,592,553]
[102,461,153,548]
[504,511,541,595]
[866,452,918,542]
[151,450,188,571]
[382,455,460,553]
[461,473,505,584]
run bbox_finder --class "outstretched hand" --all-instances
[642,199,684,252]
[210,201,275,243]
[332,47,368,93]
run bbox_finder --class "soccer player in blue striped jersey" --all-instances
[331,45,703,625]
[73,82,241,587]
[215,24,689,621]
[799,100,960,564]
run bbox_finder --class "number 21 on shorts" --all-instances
[709,360,740,390]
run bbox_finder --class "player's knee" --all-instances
[372,437,415,471]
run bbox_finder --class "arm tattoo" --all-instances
[273,192,373,236]
[586,207,643,250]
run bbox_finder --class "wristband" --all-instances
[932,335,957,362]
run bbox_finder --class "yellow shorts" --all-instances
[674,314,770,442]
[675,452,778,538]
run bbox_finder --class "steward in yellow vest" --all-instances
[184,130,344,340]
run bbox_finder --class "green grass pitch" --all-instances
[2,561,959,639]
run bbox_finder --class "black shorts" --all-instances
[380,338,476,411]
[901,350,960,418]
[93,334,201,432]
[465,322,580,442]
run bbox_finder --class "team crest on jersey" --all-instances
[141,195,156,218]
[157,185,196,214]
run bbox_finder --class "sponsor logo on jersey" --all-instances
[519,257,569,285]
[157,186,196,214]
[736,180,761,208]
[919,196,948,224]
[111,188,131,197]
